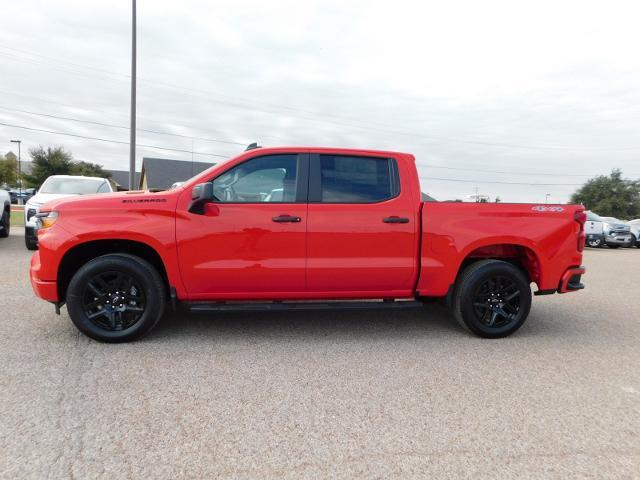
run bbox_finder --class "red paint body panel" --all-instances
[417,202,584,296]
[29,146,585,305]
[305,153,420,294]
[175,203,308,297]
[30,252,58,301]
[559,266,586,293]
[31,189,186,299]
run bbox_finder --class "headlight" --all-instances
[35,211,58,230]
[26,207,38,221]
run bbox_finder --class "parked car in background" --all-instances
[600,216,633,248]
[626,219,640,248]
[0,188,10,239]
[24,175,113,250]
[585,211,605,248]
[7,188,36,205]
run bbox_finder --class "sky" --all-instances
[1,0,640,202]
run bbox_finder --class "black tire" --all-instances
[25,233,38,250]
[453,260,532,338]
[586,237,602,248]
[66,254,166,343]
[629,234,637,248]
[0,208,9,238]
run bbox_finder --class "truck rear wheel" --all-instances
[453,260,532,338]
[66,254,166,342]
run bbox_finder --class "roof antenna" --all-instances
[245,142,261,151]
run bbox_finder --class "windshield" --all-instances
[586,211,603,222]
[40,177,109,195]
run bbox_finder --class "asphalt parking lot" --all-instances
[1,227,639,479]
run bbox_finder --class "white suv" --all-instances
[24,175,113,250]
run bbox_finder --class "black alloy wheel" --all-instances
[66,254,166,342]
[471,275,522,329]
[82,271,146,331]
[586,237,602,248]
[453,260,532,338]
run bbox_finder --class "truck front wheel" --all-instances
[453,260,532,338]
[586,237,603,248]
[0,209,9,238]
[65,254,166,342]
[25,232,38,250]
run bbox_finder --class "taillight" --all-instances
[574,210,586,252]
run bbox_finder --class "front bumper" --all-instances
[30,251,58,302]
[605,233,632,246]
[558,266,586,293]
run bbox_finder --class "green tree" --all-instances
[0,154,18,186]
[71,160,108,178]
[23,146,110,188]
[23,146,74,187]
[570,169,640,219]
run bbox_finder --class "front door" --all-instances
[176,153,309,299]
[305,153,418,296]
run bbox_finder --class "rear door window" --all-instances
[313,155,399,203]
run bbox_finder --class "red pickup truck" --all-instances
[30,146,586,342]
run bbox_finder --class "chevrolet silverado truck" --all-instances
[30,146,586,342]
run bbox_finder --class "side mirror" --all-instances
[189,182,214,214]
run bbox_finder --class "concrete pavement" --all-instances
[1,227,639,478]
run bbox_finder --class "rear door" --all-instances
[305,153,418,296]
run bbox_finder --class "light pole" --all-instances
[10,139,21,201]
[129,0,137,190]
[545,193,551,204]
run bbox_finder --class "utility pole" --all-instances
[128,0,137,190]
[545,193,550,204]
[10,139,21,200]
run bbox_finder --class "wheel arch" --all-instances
[57,239,170,301]
[457,242,542,288]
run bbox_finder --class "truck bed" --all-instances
[416,202,584,297]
